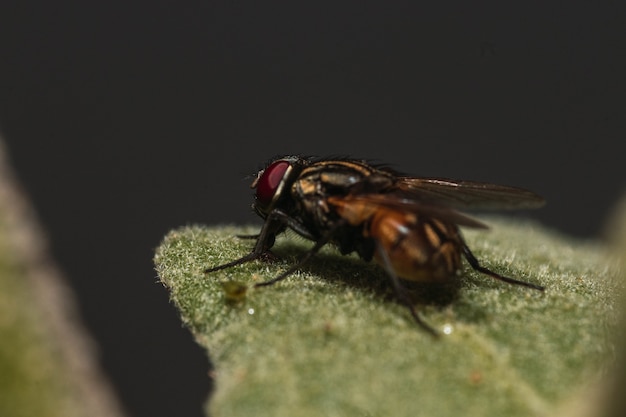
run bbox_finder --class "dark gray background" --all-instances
[1,2,624,417]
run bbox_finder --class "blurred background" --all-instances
[1,1,624,416]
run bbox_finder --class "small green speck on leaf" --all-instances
[221,281,249,303]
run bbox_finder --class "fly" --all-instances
[205,156,545,335]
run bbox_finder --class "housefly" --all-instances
[205,156,545,335]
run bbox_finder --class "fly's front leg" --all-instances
[235,233,261,240]
[204,208,316,273]
[204,210,286,273]
[254,219,346,288]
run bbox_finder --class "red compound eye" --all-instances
[255,160,291,207]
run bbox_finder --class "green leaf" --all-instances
[154,218,621,417]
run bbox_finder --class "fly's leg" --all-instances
[254,220,345,288]
[460,239,545,292]
[204,232,275,273]
[236,233,261,240]
[204,209,310,273]
[375,242,439,337]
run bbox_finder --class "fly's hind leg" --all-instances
[459,237,545,291]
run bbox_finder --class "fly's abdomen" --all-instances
[369,210,462,282]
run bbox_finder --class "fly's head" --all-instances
[251,156,306,218]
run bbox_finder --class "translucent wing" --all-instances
[394,177,545,210]
[327,194,490,229]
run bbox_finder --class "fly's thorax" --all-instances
[369,209,463,282]
[294,160,395,198]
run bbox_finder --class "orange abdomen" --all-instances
[368,209,462,282]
